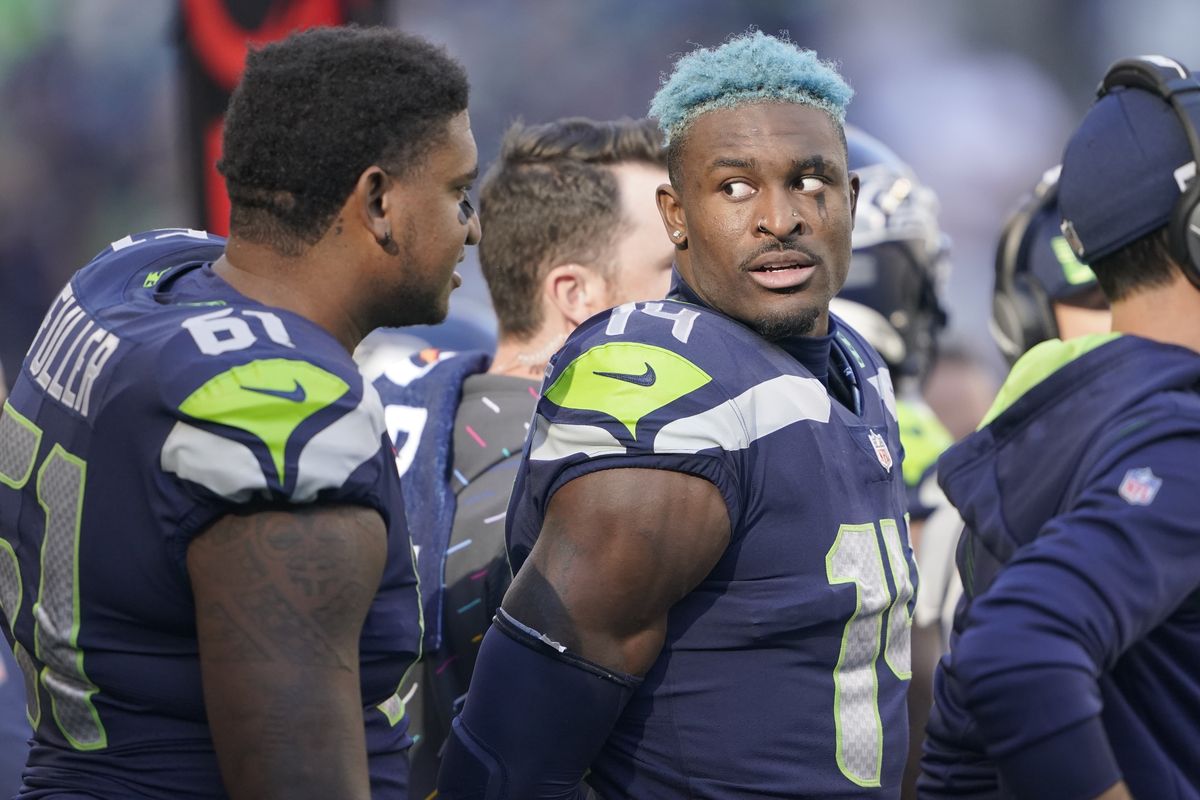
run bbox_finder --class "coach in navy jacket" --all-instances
[920,57,1200,800]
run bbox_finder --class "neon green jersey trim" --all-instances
[179,358,350,484]
[981,333,1121,427]
[545,343,712,438]
[895,400,953,486]
[1050,235,1098,286]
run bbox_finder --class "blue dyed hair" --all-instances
[649,31,853,148]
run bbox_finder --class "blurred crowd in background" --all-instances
[2,0,1199,390]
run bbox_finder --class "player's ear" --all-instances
[848,172,860,225]
[353,166,397,253]
[546,264,604,329]
[657,182,687,249]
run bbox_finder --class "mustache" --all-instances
[738,242,823,272]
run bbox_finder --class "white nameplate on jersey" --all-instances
[25,284,120,418]
[868,429,893,471]
[1118,467,1161,506]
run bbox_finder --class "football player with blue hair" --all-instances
[439,31,915,799]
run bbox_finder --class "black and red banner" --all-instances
[178,0,388,233]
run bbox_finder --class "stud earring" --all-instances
[672,230,683,238]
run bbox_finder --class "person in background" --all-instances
[439,32,915,799]
[831,125,953,525]
[0,26,479,799]
[921,55,1200,800]
[991,165,1111,366]
[374,115,671,796]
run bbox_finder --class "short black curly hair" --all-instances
[218,25,470,255]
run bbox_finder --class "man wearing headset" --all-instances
[990,166,1110,366]
[920,56,1200,800]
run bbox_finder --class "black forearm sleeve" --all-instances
[436,612,640,799]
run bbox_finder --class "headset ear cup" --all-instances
[990,291,1027,364]
[992,171,1061,365]
[991,273,1058,366]
[1013,272,1058,350]
[1176,188,1200,290]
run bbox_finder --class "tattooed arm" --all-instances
[188,504,387,800]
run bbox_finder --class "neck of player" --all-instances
[1110,269,1200,355]
[215,238,366,354]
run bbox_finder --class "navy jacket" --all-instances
[921,334,1200,800]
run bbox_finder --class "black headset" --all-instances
[990,167,1061,364]
[1095,55,1200,290]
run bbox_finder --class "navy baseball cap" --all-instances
[1059,78,1197,264]
[1024,193,1099,300]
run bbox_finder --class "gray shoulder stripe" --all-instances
[655,375,830,454]
[294,382,386,502]
[528,414,627,462]
[161,421,267,502]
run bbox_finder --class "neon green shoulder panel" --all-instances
[178,358,350,483]
[544,342,712,437]
[981,333,1120,427]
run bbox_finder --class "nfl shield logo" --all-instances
[868,430,893,471]
[1119,467,1162,506]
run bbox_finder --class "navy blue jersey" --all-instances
[922,335,1200,800]
[0,230,419,798]
[507,293,915,798]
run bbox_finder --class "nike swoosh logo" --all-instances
[593,362,656,387]
[241,380,307,403]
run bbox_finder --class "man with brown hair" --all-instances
[374,115,671,795]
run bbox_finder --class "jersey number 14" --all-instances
[827,518,914,787]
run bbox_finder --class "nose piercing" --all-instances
[792,210,799,218]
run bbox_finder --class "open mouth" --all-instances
[748,259,816,290]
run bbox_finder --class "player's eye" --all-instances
[795,176,827,193]
[721,181,755,200]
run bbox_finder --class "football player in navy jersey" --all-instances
[920,56,1200,800]
[439,31,915,799]
[0,26,479,800]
